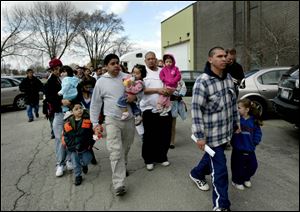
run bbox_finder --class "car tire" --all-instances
[13,95,26,110]
[247,97,267,119]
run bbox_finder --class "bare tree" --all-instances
[74,10,124,68]
[111,36,135,57]
[1,6,33,60]
[246,14,299,68]
[26,2,82,60]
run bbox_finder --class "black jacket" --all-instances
[19,76,43,105]
[44,74,63,113]
[62,111,95,152]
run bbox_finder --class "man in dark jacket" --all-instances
[19,69,43,122]
[225,48,245,96]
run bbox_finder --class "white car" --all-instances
[238,66,291,118]
[1,76,26,110]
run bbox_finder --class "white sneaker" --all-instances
[189,174,210,191]
[135,115,143,126]
[146,164,154,171]
[161,161,170,166]
[244,181,252,188]
[160,111,169,116]
[66,160,73,171]
[56,165,64,177]
[232,182,245,190]
[136,123,144,135]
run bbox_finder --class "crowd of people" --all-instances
[19,47,262,211]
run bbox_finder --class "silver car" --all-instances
[238,66,291,117]
[1,76,26,110]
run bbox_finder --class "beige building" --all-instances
[161,4,195,71]
[161,1,299,71]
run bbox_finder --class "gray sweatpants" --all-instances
[105,116,135,189]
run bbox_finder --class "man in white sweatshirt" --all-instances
[90,54,136,196]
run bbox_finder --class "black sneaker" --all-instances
[91,157,98,165]
[28,118,33,122]
[82,165,88,174]
[75,176,82,186]
[115,186,126,196]
[35,113,39,118]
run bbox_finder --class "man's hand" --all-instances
[93,124,102,137]
[196,139,206,151]
[234,123,241,133]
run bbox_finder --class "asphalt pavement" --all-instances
[1,98,299,211]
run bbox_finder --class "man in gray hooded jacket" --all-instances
[90,54,136,196]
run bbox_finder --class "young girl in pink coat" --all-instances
[155,54,181,116]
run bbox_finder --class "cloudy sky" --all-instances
[1,1,195,70]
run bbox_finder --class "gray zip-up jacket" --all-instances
[90,72,134,126]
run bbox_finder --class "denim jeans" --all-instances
[26,104,39,120]
[70,150,92,177]
[53,112,70,166]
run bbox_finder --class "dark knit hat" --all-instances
[49,58,63,69]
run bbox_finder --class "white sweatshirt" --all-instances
[139,67,163,112]
[90,72,133,126]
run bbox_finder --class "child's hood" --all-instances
[163,53,176,68]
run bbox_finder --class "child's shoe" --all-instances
[75,176,82,186]
[121,111,129,120]
[82,165,88,174]
[160,108,169,116]
[135,115,143,126]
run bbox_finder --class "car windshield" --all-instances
[244,69,259,78]
[291,69,299,78]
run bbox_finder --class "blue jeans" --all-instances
[53,112,70,166]
[69,150,92,177]
[117,94,141,116]
[26,104,39,120]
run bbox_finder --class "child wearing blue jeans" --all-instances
[62,102,95,186]
[231,98,263,190]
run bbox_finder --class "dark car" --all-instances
[181,70,203,96]
[272,65,299,127]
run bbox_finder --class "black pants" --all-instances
[231,149,258,184]
[142,109,172,164]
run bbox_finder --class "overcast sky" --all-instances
[1,1,195,70]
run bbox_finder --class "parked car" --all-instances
[10,75,26,82]
[1,76,26,110]
[238,66,291,118]
[271,65,299,127]
[181,70,203,96]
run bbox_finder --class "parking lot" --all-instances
[1,98,299,211]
